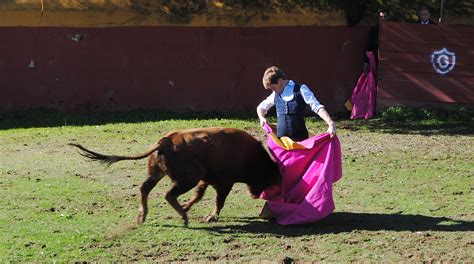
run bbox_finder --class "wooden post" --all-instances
[439,0,445,24]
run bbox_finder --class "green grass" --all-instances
[1,107,473,262]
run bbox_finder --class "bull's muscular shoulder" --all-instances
[163,127,257,150]
[167,127,248,139]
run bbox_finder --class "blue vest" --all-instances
[274,83,309,141]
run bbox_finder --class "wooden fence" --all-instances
[378,21,474,109]
[0,26,368,113]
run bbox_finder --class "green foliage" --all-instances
[220,0,345,10]
[367,0,473,22]
[216,0,473,22]
[220,0,473,23]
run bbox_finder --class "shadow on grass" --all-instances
[1,107,473,136]
[189,212,474,236]
[340,119,474,136]
[0,108,257,130]
[339,106,474,136]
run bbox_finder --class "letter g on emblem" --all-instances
[431,48,456,75]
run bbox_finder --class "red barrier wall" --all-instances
[0,26,369,113]
[378,22,474,109]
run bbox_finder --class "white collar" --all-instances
[278,80,296,101]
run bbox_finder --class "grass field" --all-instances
[1,107,473,262]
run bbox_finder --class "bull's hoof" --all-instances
[203,214,219,223]
[136,215,145,225]
[183,218,189,227]
[180,203,191,212]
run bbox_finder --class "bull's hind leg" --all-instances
[204,184,233,223]
[181,180,208,212]
[136,156,165,225]
[165,182,196,227]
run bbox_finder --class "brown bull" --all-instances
[69,127,280,226]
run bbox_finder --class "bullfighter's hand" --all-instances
[327,123,336,138]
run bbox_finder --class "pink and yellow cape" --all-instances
[260,122,342,225]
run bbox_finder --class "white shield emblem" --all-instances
[431,48,456,75]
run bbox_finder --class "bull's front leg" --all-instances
[165,182,196,227]
[204,184,233,223]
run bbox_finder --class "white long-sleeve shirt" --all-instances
[257,80,324,116]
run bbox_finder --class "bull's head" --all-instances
[247,145,281,198]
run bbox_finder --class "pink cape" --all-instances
[351,51,377,119]
[260,123,342,225]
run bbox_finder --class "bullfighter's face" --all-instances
[265,79,287,94]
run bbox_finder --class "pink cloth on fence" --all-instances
[260,122,342,225]
[351,51,377,119]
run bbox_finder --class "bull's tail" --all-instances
[68,143,159,165]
